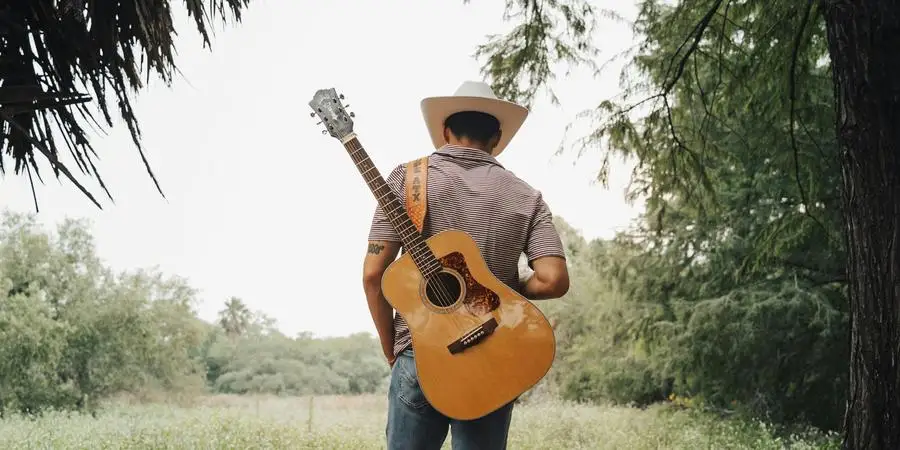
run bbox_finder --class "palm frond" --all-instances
[0,0,251,210]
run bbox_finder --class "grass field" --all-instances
[0,394,839,449]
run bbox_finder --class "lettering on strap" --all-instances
[404,156,429,232]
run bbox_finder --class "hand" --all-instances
[518,266,534,294]
[383,347,396,368]
[519,265,535,285]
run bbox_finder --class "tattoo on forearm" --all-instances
[368,243,385,254]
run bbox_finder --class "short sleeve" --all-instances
[367,164,406,243]
[524,193,565,262]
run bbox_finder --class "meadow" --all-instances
[0,395,839,449]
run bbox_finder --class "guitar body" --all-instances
[382,229,556,421]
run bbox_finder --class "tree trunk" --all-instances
[823,1,900,448]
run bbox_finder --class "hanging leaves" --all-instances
[0,0,250,209]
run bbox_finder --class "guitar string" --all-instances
[346,141,457,307]
[373,186,458,307]
[332,123,487,350]
[357,164,457,306]
[402,230,457,307]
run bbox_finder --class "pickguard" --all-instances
[439,251,500,316]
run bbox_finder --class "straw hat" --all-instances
[420,81,529,157]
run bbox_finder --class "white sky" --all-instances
[1,0,642,337]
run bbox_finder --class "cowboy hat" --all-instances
[420,81,529,157]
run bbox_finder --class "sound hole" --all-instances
[425,271,463,308]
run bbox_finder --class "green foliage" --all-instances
[0,210,389,415]
[469,0,608,107]
[201,330,389,396]
[0,281,70,413]
[0,211,207,413]
[543,213,847,430]
[537,222,671,407]
[479,0,848,432]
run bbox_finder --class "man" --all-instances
[362,81,570,449]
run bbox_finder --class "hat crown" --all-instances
[452,81,499,100]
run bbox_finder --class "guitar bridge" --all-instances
[447,317,498,355]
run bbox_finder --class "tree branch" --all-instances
[788,0,826,232]
[661,0,725,95]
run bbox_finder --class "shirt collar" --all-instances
[434,144,504,168]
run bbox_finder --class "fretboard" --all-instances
[342,135,440,276]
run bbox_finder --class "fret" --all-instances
[375,191,397,207]
[396,221,415,235]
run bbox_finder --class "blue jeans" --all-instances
[386,350,515,450]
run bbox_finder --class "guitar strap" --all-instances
[403,156,429,233]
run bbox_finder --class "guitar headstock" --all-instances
[308,88,355,141]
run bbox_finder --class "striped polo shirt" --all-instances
[368,144,566,356]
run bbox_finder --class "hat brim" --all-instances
[420,96,528,157]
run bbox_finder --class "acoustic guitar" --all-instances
[308,88,556,420]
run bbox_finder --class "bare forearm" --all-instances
[520,260,569,300]
[361,240,402,363]
[521,275,558,300]
[364,281,395,358]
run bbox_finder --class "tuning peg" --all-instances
[339,94,345,100]
[309,112,315,117]
[349,112,355,117]
[322,130,327,134]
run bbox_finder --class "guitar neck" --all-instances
[341,135,439,275]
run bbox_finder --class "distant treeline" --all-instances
[0,211,388,415]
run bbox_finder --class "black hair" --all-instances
[444,111,501,145]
